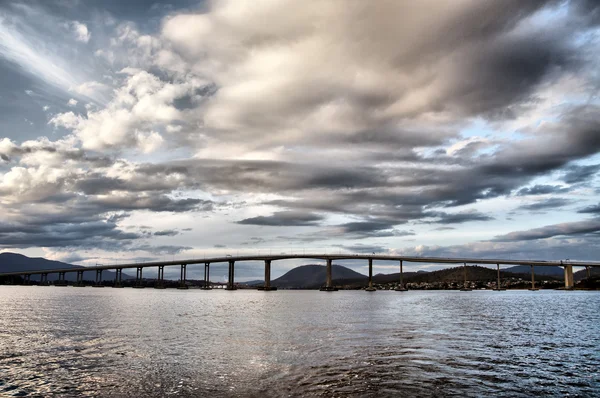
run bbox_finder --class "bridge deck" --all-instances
[0,254,598,277]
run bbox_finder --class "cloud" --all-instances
[516,184,571,196]
[578,203,600,214]
[516,198,572,211]
[334,244,388,254]
[70,21,90,43]
[1,0,600,265]
[494,218,600,241]
[68,98,78,106]
[424,211,494,224]
[153,229,179,236]
[562,164,600,184]
[237,211,324,227]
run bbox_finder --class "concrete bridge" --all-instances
[0,254,598,291]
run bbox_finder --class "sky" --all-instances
[1,0,600,281]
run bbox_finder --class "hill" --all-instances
[0,252,132,281]
[272,264,365,288]
[574,266,600,281]
[504,265,564,277]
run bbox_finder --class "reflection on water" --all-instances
[0,287,599,397]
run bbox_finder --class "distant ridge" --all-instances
[0,252,132,281]
[504,265,565,277]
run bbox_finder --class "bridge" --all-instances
[1,254,598,291]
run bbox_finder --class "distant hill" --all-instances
[272,264,365,288]
[243,280,265,286]
[0,252,133,281]
[504,265,565,277]
[574,267,600,281]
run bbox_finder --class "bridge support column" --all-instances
[460,263,472,291]
[40,273,48,286]
[564,265,574,290]
[93,269,104,287]
[155,266,165,289]
[493,264,505,291]
[23,274,31,285]
[366,258,376,291]
[395,260,407,291]
[320,259,337,291]
[178,264,188,289]
[56,271,67,286]
[202,263,210,290]
[586,266,591,279]
[75,271,84,287]
[261,260,276,291]
[113,269,123,288]
[133,267,144,288]
[226,261,237,290]
[529,265,539,291]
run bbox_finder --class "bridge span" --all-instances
[1,254,598,291]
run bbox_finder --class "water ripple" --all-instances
[0,288,599,397]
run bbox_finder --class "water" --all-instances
[0,287,598,397]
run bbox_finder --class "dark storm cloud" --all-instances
[562,164,600,184]
[494,218,600,241]
[516,185,571,196]
[237,211,324,227]
[517,198,572,211]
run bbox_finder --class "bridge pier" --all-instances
[493,264,505,291]
[55,271,68,286]
[178,264,188,289]
[365,258,376,291]
[395,260,407,291]
[133,267,144,288]
[586,265,591,279]
[202,262,211,290]
[320,259,337,291]
[40,273,48,286]
[155,266,166,289]
[226,260,237,290]
[259,260,276,291]
[93,269,104,287]
[564,264,574,290]
[113,269,123,288]
[529,265,539,291]
[75,270,84,287]
[460,263,472,291]
[23,274,31,285]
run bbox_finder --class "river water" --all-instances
[0,287,598,397]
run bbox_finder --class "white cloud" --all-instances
[68,98,78,107]
[71,21,90,43]
[51,70,202,152]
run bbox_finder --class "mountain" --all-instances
[0,252,133,281]
[504,265,565,277]
[272,264,366,288]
